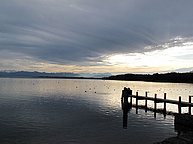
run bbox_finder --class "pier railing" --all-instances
[121,87,193,115]
[121,87,193,129]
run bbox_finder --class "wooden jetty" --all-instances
[121,87,193,128]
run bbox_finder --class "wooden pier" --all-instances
[121,87,193,128]
[121,87,193,115]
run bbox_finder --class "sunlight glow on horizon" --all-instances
[1,37,193,74]
[104,42,193,73]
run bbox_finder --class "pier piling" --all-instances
[121,88,193,115]
[136,92,138,114]
[164,93,167,114]
[154,94,157,117]
[121,88,193,129]
[145,92,148,112]
[189,96,192,115]
[178,96,181,114]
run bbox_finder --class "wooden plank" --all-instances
[129,95,193,107]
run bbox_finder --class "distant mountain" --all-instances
[79,72,112,78]
[0,71,112,78]
[0,71,80,78]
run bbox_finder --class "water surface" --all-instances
[0,78,192,144]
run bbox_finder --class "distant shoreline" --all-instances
[0,76,100,80]
[103,72,193,84]
[1,72,193,84]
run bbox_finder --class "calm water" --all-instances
[0,78,193,144]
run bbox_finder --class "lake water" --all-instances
[0,78,193,144]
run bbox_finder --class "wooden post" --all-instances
[154,94,157,118]
[122,87,127,100]
[189,96,191,115]
[121,88,129,109]
[130,95,132,106]
[123,89,128,107]
[136,92,138,107]
[164,93,167,114]
[128,88,132,106]
[154,94,157,111]
[145,92,148,112]
[178,96,181,114]
[136,92,138,114]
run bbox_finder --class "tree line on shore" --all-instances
[103,72,193,83]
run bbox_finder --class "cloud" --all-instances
[1,0,193,69]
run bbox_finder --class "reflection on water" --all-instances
[122,103,132,129]
[0,78,193,144]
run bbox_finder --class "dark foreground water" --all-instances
[0,78,192,144]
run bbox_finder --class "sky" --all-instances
[1,0,193,74]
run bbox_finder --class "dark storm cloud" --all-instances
[1,0,193,65]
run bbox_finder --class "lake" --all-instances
[0,78,193,144]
